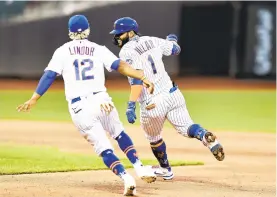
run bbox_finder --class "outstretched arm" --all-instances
[16,70,57,112]
[111,59,154,94]
[17,47,64,112]
[101,46,154,94]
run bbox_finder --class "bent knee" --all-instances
[145,133,163,143]
[83,134,114,156]
[95,145,114,156]
[100,149,114,157]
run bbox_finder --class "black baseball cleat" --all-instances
[204,132,225,161]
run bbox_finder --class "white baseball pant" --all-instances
[68,92,124,155]
[140,88,194,142]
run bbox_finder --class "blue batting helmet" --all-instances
[68,15,89,33]
[110,17,138,35]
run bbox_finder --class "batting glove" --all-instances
[166,34,178,42]
[126,101,136,124]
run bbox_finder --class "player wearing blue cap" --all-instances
[17,15,157,196]
[110,17,225,180]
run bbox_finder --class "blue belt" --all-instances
[169,82,178,93]
[71,92,101,104]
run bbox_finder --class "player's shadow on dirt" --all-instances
[174,176,274,194]
[81,181,157,196]
[80,176,275,196]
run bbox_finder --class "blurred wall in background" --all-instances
[0,1,275,79]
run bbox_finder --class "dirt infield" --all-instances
[0,78,276,197]
[0,121,275,197]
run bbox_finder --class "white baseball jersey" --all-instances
[45,39,118,101]
[119,36,175,103]
[45,39,124,155]
[119,36,194,143]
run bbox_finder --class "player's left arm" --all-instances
[17,48,63,112]
[156,34,181,56]
[166,34,181,55]
[17,71,58,112]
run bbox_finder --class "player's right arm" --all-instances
[119,50,144,124]
[119,49,145,101]
[125,75,143,124]
[17,48,63,112]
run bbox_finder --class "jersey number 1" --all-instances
[148,55,157,74]
[73,59,94,81]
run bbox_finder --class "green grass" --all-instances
[0,143,203,175]
[0,89,275,132]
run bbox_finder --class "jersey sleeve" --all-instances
[44,47,64,75]
[119,49,142,70]
[100,46,120,72]
[119,49,144,86]
[153,37,175,56]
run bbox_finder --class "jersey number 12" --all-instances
[73,59,94,81]
[148,55,157,74]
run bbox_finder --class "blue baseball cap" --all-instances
[110,17,138,35]
[68,15,89,33]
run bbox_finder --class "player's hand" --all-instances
[16,99,37,112]
[166,34,178,42]
[100,102,114,114]
[126,101,136,124]
[142,78,154,94]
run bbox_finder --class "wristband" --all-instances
[140,76,146,81]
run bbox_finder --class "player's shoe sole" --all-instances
[124,185,136,196]
[204,132,225,161]
[135,165,157,183]
[140,175,157,183]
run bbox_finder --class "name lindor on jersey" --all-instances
[69,46,95,56]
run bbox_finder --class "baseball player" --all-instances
[109,17,225,180]
[17,15,157,196]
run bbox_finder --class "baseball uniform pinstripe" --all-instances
[119,36,194,142]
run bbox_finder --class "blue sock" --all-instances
[150,139,170,169]
[188,124,207,141]
[101,149,126,177]
[116,131,139,164]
